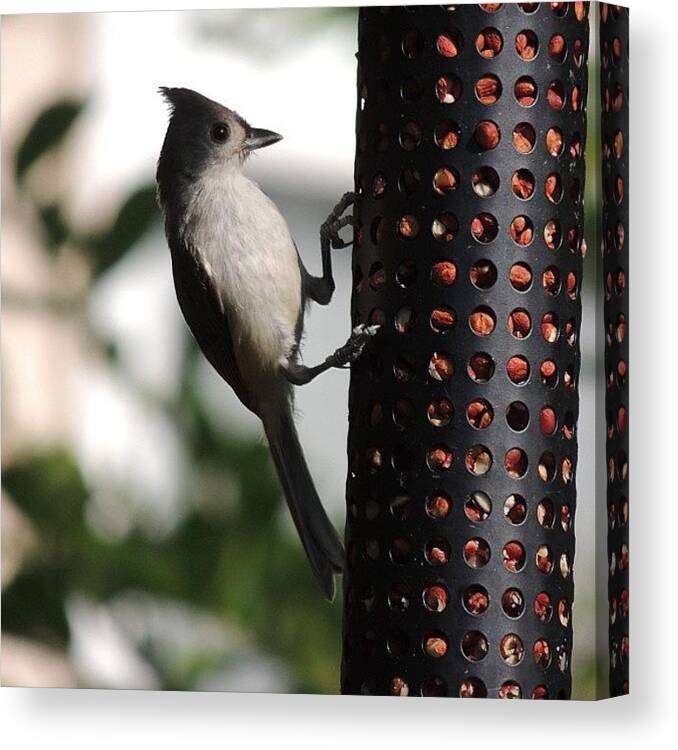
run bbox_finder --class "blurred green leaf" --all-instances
[82,184,159,277]
[15,99,86,185]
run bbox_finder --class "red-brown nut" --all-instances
[507,356,529,384]
[437,33,459,58]
[432,261,456,287]
[476,75,501,104]
[426,494,450,520]
[540,407,557,435]
[424,584,448,612]
[475,120,500,150]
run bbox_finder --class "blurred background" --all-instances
[1,7,601,697]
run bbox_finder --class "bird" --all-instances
[156,87,377,600]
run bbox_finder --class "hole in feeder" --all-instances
[423,584,448,612]
[401,29,423,59]
[504,494,527,525]
[428,397,453,427]
[424,632,449,658]
[437,29,463,58]
[431,260,457,287]
[421,676,448,697]
[474,120,500,150]
[459,677,487,698]
[547,80,565,110]
[465,491,492,522]
[533,639,552,668]
[470,259,497,288]
[514,76,537,106]
[430,306,456,333]
[544,219,561,249]
[429,351,453,381]
[468,352,495,382]
[545,173,563,203]
[399,120,422,150]
[506,401,529,431]
[475,74,502,104]
[534,592,553,622]
[388,583,411,612]
[387,630,409,657]
[476,27,503,58]
[510,215,533,246]
[536,545,554,574]
[505,448,528,478]
[462,631,489,661]
[432,212,459,242]
[509,262,532,291]
[500,633,525,665]
[464,538,491,568]
[472,166,500,197]
[503,541,526,572]
[542,312,559,343]
[469,306,496,336]
[390,537,413,564]
[508,308,532,338]
[433,167,459,194]
[465,445,492,475]
[512,169,535,199]
[426,491,451,520]
[513,122,536,153]
[394,353,416,383]
[395,306,416,334]
[396,259,417,288]
[471,213,499,243]
[435,120,460,150]
[546,127,564,156]
[499,682,522,699]
[467,399,493,429]
[426,538,451,566]
[399,167,421,195]
[436,75,462,104]
[501,588,525,618]
[538,451,556,482]
[543,266,561,295]
[537,499,555,528]
[515,29,538,60]
[398,214,419,239]
[463,585,490,615]
[507,356,530,385]
[427,445,453,472]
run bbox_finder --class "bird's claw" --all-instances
[330,323,380,368]
[321,192,358,250]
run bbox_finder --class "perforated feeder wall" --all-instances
[600,3,629,697]
[342,3,589,699]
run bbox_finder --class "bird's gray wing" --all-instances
[170,243,254,412]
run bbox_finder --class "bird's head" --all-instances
[156,87,281,202]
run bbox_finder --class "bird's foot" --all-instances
[328,324,380,368]
[321,192,357,249]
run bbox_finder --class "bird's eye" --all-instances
[210,122,230,143]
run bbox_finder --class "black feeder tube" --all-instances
[342,3,589,699]
[600,3,629,697]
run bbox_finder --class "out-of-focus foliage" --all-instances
[2,96,342,693]
[15,99,85,185]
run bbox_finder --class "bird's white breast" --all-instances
[182,165,302,378]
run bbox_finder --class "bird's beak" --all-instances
[245,127,283,152]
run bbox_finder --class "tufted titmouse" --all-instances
[156,87,376,599]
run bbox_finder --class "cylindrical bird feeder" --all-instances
[342,3,589,699]
[600,3,629,697]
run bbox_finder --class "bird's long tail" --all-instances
[262,406,344,600]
